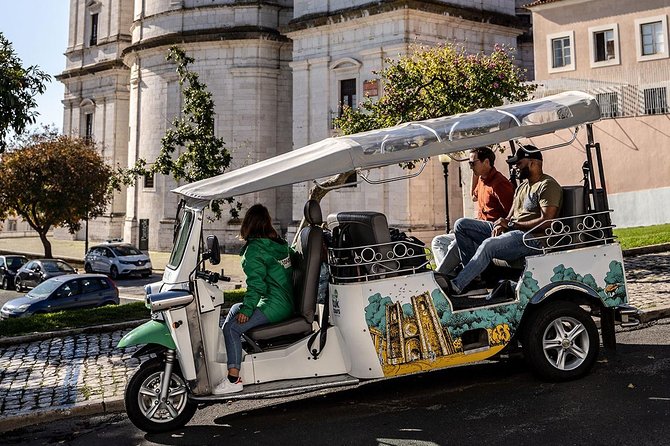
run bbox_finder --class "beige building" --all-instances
[526,0,670,228]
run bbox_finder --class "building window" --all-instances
[84,113,93,142]
[144,173,155,189]
[552,37,571,68]
[7,220,17,231]
[596,92,619,118]
[547,31,575,73]
[90,13,98,46]
[643,87,668,115]
[641,21,664,56]
[339,79,357,117]
[635,16,669,61]
[594,30,615,61]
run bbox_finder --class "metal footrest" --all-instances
[615,305,641,328]
[191,374,359,402]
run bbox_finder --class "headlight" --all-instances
[17,304,30,311]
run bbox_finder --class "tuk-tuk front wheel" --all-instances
[125,357,196,433]
[523,301,599,381]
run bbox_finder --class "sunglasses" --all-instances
[468,159,480,168]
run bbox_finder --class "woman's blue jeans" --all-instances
[222,302,270,370]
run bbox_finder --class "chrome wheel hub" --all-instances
[542,316,590,371]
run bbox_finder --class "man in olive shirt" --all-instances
[432,147,513,275]
[449,145,563,295]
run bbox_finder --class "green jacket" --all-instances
[239,237,295,323]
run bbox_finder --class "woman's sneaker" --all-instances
[213,377,243,395]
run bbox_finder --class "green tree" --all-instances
[130,46,239,219]
[0,132,115,257]
[294,44,534,240]
[0,32,51,152]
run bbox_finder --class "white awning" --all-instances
[174,91,600,203]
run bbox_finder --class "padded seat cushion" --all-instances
[247,317,312,341]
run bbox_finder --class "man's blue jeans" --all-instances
[431,233,461,275]
[452,217,539,292]
[222,302,270,370]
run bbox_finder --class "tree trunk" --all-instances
[291,171,356,246]
[38,231,52,258]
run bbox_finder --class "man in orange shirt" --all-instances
[432,146,513,275]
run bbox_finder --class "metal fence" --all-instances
[532,64,670,118]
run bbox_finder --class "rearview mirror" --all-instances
[205,235,221,265]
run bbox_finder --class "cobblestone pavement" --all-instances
[0,331,139,425]
[624,252,670,316]
[0,253,668,431]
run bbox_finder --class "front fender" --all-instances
[117,320,176,350]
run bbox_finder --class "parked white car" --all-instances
[84,243,152,279]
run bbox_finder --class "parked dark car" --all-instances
[1,274,119,319]
[84,243,152,279]
[0,255,29,290]
[14,259,77,292]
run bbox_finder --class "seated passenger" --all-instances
[432,146,513,276]
[448,146,563,295]
[213,204,294,395]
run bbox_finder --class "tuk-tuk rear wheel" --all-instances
[522,301,599,382]
[125,357,196,433]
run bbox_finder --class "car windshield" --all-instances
[112,245,143,256]
[27,279,63,299]
[42,261,75,273]
[7,257,27,271]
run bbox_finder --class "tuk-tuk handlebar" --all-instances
[195,270,231,283]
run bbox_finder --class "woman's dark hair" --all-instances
[473,146,495,166]
[240,204,278,240]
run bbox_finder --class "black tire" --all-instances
[84,263,93,273]
[522,301,599,382]
[109,265,119,280]
[141,272,151,278]
[15,277,23,292]
[125,357,197,434]
[2,277,8,290]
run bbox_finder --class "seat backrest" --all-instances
[293,200,323,323]
[559,185,585,219]
[327,211,397,278]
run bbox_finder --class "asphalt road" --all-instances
[0,273,160,308]
[3,320,669,446]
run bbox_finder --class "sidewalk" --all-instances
[0,250,669,433]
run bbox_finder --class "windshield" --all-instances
[42,261,75,273]
[168,209,194,269]
[27,279,62,299]
[112,245,143,256]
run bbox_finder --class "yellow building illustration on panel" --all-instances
[384,292,456,366]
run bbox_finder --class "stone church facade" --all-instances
[58,0,531,252]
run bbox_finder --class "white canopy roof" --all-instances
[174,91,600,204]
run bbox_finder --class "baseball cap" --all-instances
[506,145,542,164]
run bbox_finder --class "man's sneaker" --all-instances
[212,377,243,395]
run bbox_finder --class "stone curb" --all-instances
[621,243,670,257]
[0,319,147,347]
[0,396,125,434]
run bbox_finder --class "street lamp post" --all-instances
[438,154,451,232]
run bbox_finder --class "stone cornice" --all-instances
[56,60,129,81]
[122,26,290,57]
[285,0,525,32]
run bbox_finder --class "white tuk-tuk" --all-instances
[118,91,639,433]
